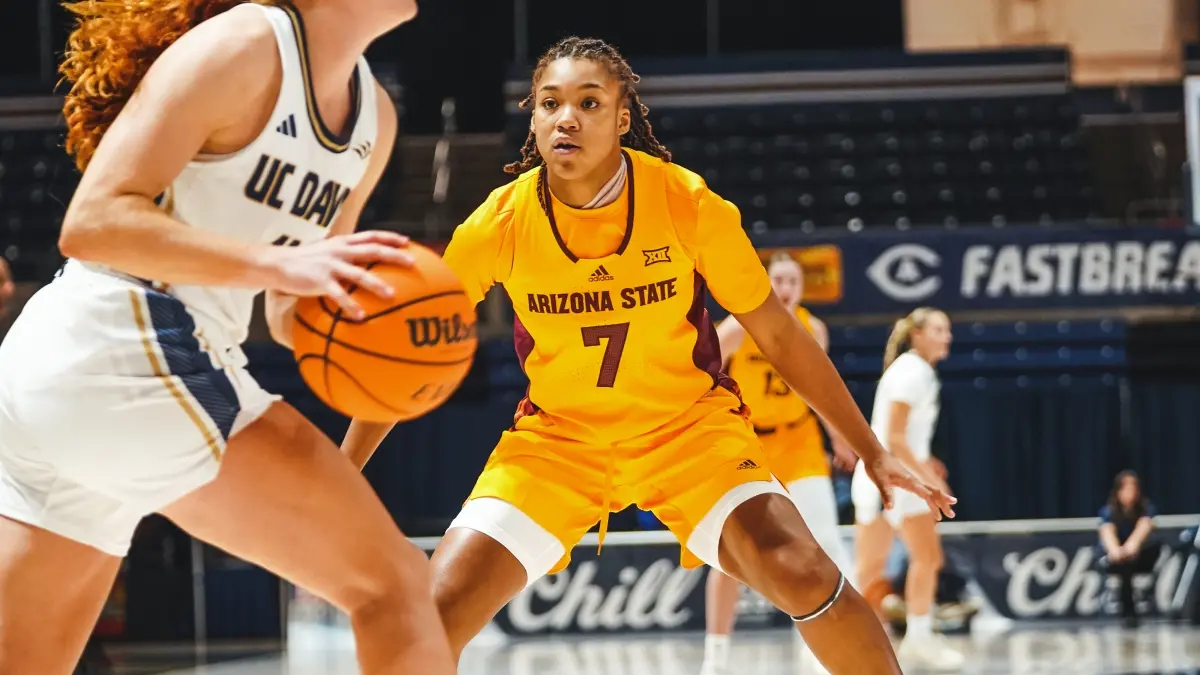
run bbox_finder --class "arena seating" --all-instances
[651,96,1097,232]
[831,319,1125,391]
[0,127,76,282]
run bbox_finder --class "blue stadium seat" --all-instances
[0,128,79,281]
[828,319,1129,383]
[629,95,1096,231]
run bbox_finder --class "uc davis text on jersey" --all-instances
[243,153,351,228]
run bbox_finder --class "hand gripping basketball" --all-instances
[290,242,478,422]
[265,230,416,320]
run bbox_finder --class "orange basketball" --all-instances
[291,244,477,422]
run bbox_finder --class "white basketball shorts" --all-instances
[851,460,930,528]
[0,262,278,555]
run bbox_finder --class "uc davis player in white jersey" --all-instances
[0,1,456,673]
[851,307,962,670]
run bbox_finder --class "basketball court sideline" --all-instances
[114,621,1200,675]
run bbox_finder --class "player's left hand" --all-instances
[865,453,956,520]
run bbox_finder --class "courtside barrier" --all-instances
[281,515,1200,642]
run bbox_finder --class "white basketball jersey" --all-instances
[162,3,379,344]
[870,352,940,461]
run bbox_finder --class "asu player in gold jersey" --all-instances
[702,252,856,675]
[341,37,953,674]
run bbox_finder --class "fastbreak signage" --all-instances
[758,226,1200,316]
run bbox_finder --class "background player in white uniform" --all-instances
[851,307,961,670]
[0,1,457,673]
[701,254,857,675]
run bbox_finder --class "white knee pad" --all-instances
[447,498,566,588]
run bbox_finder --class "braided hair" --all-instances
[505,36,672,175]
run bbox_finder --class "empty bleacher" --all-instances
[831,318,1125,392]
[653,97,1096,233]
[0,127,76,282]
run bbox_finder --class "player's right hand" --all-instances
[865,452,956,521]
[262,230,414,320]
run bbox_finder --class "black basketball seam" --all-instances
[318,296,340,319]
[357,289,468,322]
[317,261,380,319]
[321,302,345,413]
[296,353,411,417]
[315,288,468,324]
[346,261,380,297]
[294,312,475,366]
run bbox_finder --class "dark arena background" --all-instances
[6,0,1200,673]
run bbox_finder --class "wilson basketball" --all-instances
[291,244,477,422]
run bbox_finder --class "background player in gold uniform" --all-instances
[343,37,954,675]
[701,252,857,675]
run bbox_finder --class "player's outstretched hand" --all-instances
[263,230,414,320]
[864,453,957,520]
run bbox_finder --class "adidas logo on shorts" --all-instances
[736,459,759,471]
[589,265,614,282]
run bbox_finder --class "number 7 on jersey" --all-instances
[581,322,630,387]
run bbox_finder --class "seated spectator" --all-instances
[1098,470,1159,626]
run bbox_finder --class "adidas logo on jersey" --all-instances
[276,114,298,138]
[588,265,614,282]
[353,140,374,159]
[735,459,759,471]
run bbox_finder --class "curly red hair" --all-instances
[59,0,275,172]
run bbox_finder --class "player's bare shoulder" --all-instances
[157,4,278,78]
[145,4,282,148]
